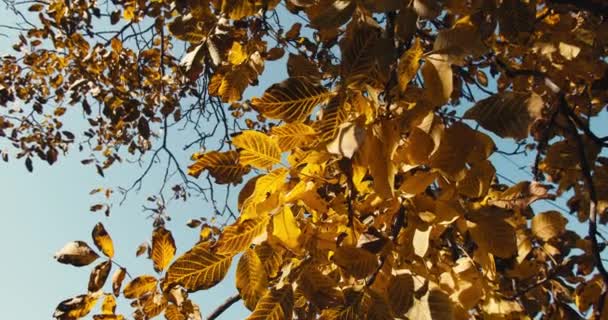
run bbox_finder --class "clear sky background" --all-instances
[1,4,608,320]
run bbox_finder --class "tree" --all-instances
[2,0,608,318]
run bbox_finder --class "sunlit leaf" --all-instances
[92,223,114,258]
[152,227,176,272]
[232,130,281,170]
[165,242,233,292]
[236,248,269,310]
[54,241,99,267]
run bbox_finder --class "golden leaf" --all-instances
[340,22,383,88]
[123,275,158,299]
[469,211,517,258]
[92,222,114,258]
[333,246,378,278]
[220,0,280,20]
[406,288,454,320]
[151,227,176,272]
[111,267,127,297]
[216,216,269,254]
[165,242,233,292]
[397,37,423,93]
[140,291,168,318]
[236,248,269,310]
[272,206,302,252]
[255,242,285,278]
[228,42,248,65]
[232,130,282,170]
[54,241,99,267]
[100,294,116,315]
[305,0,355,30]
[457,160,495,199]
[53,292,101,320]
[88,260,112,292]
[531,211,568,241]
[251,77,332,123]
[271,123,317,151]
[464,92,544,140]
[188,150,250,184]
[164,304,186,320]
[421,54,453,106]
[314,96,349,145]
[246,287,294,320]
[326,122,365,159]
[297,266,343,309]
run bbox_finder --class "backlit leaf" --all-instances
[152,227,176,272]
[232,130,281,170]
[53,292,101,320]
[188,150,250,184]
[92,222,114,258]
[236,248,269,310]
[398,38,423,93]
[112,267,127,297]
[165,242,233,292]
[272,206,302,252]
[464,92,543,140]
[246,287,294,320]
[216,216,269,254]
[532,211,568,241]
[271,123,317,151]
[88,260,112,292]
[251,77,332,123]
[123,275,157,299]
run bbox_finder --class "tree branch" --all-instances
[206,293,241,320]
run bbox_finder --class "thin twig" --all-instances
[206,293,241,320]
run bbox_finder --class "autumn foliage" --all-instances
[3,0,608,319]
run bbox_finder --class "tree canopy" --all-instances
[2,0,608,319]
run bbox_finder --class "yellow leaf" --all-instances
[246,287,294,320]
[468,211,517,258]
[123,6,135,21]
[421,53,453,106]
[151,227,176,272]
[88,260,112,292]
[400,171,437,196]
[398,37,423,93]
[413,226,431,258]
[457,160,495,199]
[140,291,168,318]
[531,211,568,241]
[228,42,248,65]
[271,123,317,151]
[188,150,250,184]
[123,275,157,299]
[272,206,302,252]
[333,246,378,278]
[233,130,282,170]
[298,265,344,309]
[216,216,269,254]
[236,248,269,310]
[464,92,543,140]
[92,222,114,258]
[357,120,400,199]
[165,242,233,292]
[255,242,285,278]
[220,0,280,20]
[251,77,332,123]
[53,292,101,319]
[100,294,116,315]
[340,22,384,88]
[111,267,126,297]
[164,304,186,320]
[314,96,349,145]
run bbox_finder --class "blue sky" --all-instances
[1,4,608,320]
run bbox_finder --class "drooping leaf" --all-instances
[88,260,112,292]
[232,130,282,170]
[464,92,544,140]
[236,248,269,310]
[421,53,453,106]
[251,77,332,123]
[123,275,158,299]
[165,242,233,292]
[397,37,423,93]
[272,206,302,252]
[151,227,176,273]
[387,274,414,316]
[92,223,114,258]
[54,241,99,267]
[112,267,127,297]
[188,150,250,184]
